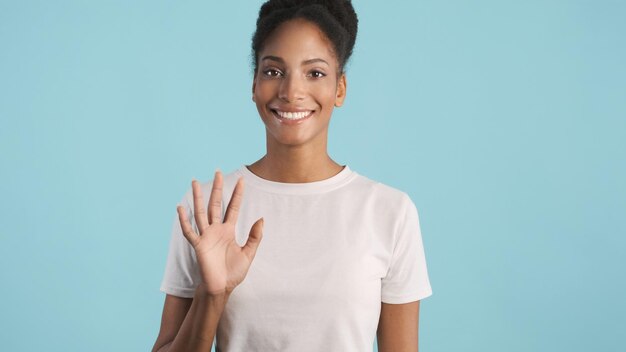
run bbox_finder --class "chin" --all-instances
[273,136,310,147]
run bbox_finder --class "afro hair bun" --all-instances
[252,0,358,72]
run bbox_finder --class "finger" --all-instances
[191,179,209,232]
[224,177,244,224]
[207,170,224,224]
[177,205,199,247]
[242,218,264,261]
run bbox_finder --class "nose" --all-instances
[278,74,306,102]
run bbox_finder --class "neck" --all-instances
[247,136,344,183]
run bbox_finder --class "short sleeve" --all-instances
[159,189,201,298]
[381,194,433,304]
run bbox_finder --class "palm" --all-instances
[177,171,264,295]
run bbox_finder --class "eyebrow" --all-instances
[261,55,330,66]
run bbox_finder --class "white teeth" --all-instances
[275,110,312,120]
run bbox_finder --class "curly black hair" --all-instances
[251,0,358,74]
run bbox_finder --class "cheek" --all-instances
[313,83,338,107]
[253,86,274,110]
[253,81,267,98]
[254,77,275,92]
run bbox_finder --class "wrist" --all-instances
[195,282,232,299]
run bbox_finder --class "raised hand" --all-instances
[177,170,264,296]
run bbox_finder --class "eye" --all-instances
[308,70,326,79]
[263,68,283,77]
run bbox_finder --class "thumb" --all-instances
[242,217,264,261]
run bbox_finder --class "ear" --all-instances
[252,72,257,102]
[335,73,347,107]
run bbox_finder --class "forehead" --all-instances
[259,18,337,65]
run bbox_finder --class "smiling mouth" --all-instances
[271,109,314,120]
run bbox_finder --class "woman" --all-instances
[152,1,432,351]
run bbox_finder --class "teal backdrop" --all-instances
[1,0,624,351]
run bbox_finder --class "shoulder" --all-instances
[348,171,415,211]
[350,171,413,201]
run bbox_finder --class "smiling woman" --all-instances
[253,18,346,149]
[151,1,432,351]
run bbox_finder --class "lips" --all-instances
[270,108,315,123]
[274,110,313,120]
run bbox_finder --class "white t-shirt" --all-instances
[160,165,432,351]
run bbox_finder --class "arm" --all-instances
[153,285,230,352]
[152,295,192,352]
[376,300,421,352]
[153,171,263,351]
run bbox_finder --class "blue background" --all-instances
[1,0,624,351]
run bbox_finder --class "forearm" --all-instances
[166,284,230,352]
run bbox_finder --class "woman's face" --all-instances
[252,18,346,148]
